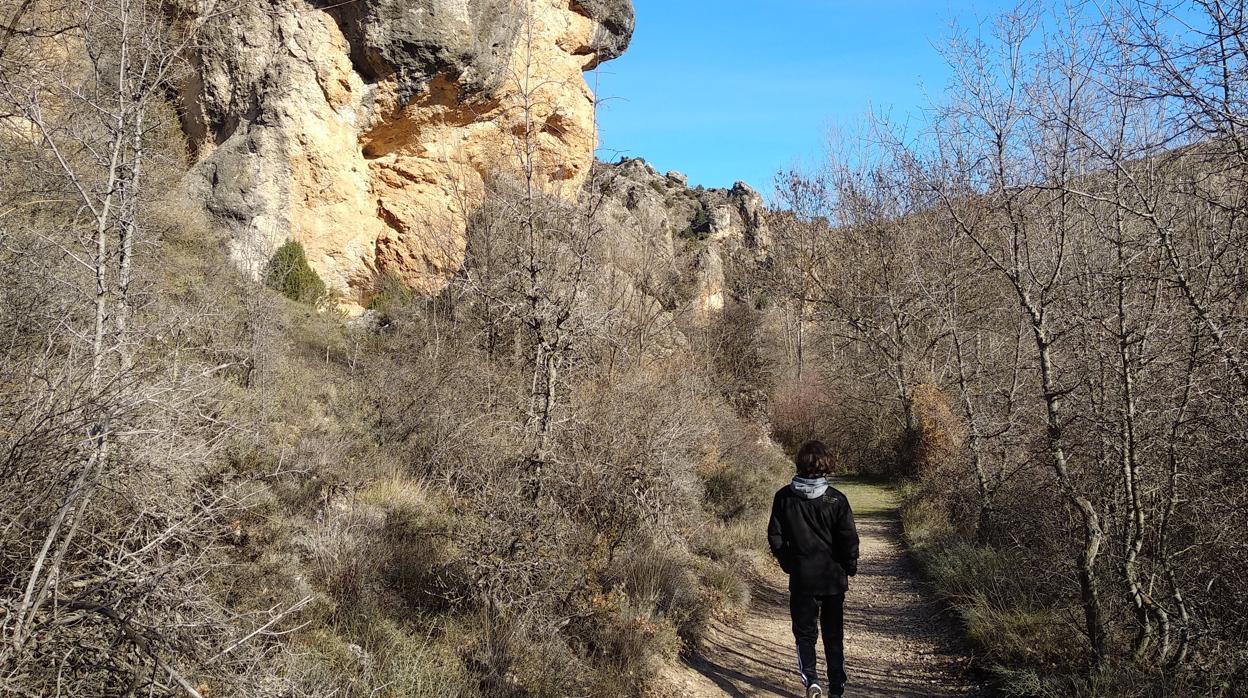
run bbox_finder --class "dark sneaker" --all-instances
[806,683,823,698]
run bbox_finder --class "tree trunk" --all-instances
[1029,302,1109,665]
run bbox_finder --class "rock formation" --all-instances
[595,158,771,318]
[178,0,634,306]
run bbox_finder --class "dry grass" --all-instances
[900,483,1133,697]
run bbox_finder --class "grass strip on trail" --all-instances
[830,476,899,520]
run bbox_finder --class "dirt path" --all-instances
[660,483,982,698]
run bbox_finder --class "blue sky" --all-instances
[593,1,1014,194]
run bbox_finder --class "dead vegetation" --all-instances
[0,2,786,696]
[762,2,1248,695]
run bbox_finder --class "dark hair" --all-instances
[794,440,830,477]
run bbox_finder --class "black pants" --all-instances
[790,592,846,692]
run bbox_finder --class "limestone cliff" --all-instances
[596,158,771,319]
[178,0,633,304]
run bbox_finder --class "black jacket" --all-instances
[767,482,860,595]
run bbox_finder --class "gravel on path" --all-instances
[658,515,983,698]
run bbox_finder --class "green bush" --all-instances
[367,271,415,318]
[266,240,326,305]
[677,206,712,241]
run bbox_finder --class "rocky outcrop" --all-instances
[178,0,633,305]
[595,158,771,318]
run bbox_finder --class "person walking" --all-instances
[767,440,860,698]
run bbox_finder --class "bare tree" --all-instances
[0,2,298,694]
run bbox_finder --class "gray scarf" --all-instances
[790,476,829,499]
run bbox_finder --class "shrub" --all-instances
[771,374,832,453]
[367,271,415,318]
[366,475,466,613]
[699,560,751,611]
[677,206,712,241]
[606,544,709,647]
[266,240,327,305]
[702,302,783,417]
[289,623,469,698]
[703,464,767,521]
[903,484,1090,696]
[461,612,594,698]
[703,431,785,522]
[294,502,386,620]
[898,383,965,477]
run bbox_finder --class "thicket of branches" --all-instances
[0,1,786,696]
[767,2,1248,694]
[0,1,307,695]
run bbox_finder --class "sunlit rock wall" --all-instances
[178,0,633,305]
